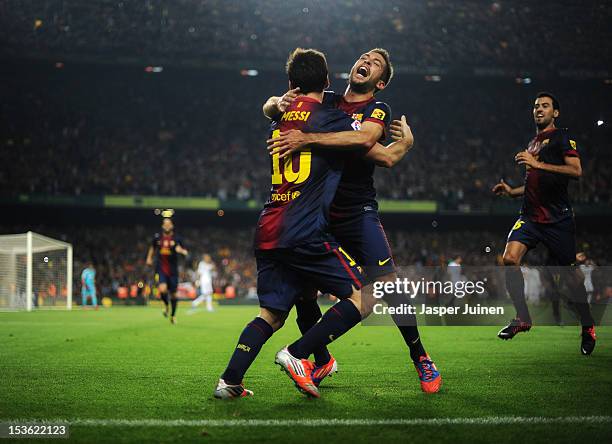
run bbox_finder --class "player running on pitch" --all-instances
[192,254,216,312]
[214,48,414,399]
[146,217,189,324]
[264,49,441,392]
[492,92,596,355]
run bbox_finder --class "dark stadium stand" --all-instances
[1,64,610,208]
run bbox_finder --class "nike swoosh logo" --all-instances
[328,335,335,342]
[378,257,391,266]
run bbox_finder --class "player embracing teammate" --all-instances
[265,49,441,392]
[214,48,420,399]
[214,49,439,399]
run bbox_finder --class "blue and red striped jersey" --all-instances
[521,127,578,224]
[323,91,392,218]
[254,96,360,250]
[152,232,184,276]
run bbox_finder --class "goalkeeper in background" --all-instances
[81,261,97,309]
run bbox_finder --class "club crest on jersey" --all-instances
[351,120,361,131]
[351,113,364,121]
[371,108,386,120]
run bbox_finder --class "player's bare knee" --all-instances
[348,287,373,319]
[502,253,521,266]
[258,307,287,332]
[360,296,376,319]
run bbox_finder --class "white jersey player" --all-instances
[576,252,595,303]
[521,266,543,303]
[192,254,216,311]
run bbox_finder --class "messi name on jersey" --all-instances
[255,97,359,250]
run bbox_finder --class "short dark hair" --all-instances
[285,48,328,94]
[371,48,394,89]
[536,91,560,111]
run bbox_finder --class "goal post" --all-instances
[0,232,73,311]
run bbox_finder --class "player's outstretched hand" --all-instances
[390,115,414,148]
[267,129,308,158]
[277,87,300,113]
[492,179,512,196]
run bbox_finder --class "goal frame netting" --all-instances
[0,231,73,311]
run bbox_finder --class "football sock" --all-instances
[160,291,169,308]
[382,293,427,362]
[505,266,531,323]
[288,299,361,360]
[170,296,178,316]
[561,270,595,327]
[295,297,331,366]
[399,326,427,362]
[222,317,274,385]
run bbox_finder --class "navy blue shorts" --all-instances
[255,241,364,312]
[156,271,178,293]
[330,210,395,280]
[507,217,576,266]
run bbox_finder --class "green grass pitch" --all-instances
[0,306,610,443]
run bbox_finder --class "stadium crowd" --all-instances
[1,65,610,209]
[2,1,610,72]
[1,1,610,308]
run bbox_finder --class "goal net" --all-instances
[0,232,73,311]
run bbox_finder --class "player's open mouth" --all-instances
[356,65,369,79]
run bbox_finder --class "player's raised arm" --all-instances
[364,115,414,168]
[492,179,524,198]
[262,87,300,119]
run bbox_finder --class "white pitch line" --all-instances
[5,416,611,428]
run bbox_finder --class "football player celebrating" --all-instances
[493,92,596,355]
[214,48,415,399]
[263,49,441,392]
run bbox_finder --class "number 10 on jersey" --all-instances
[271,129,312,185]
